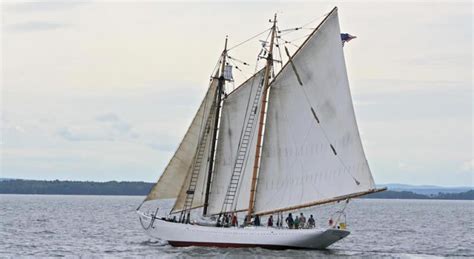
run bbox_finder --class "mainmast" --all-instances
[247,14,277,221]
[203,37,228,215]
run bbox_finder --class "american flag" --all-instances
[341,33,357,46]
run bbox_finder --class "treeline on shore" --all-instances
[364,190,473,200]
[0,179,472,200]
[0,179,153,195]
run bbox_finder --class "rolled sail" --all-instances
[143,79,218,202]
[254,8,376,214]
[206,70,265,215]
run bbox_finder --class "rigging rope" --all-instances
[300,12,328,28]
[228,28,271,51]
[227,55,250,66]
[280,37,300,48]
[228,59,250,81]
[139,207,159,230]
[227,11,326,53]
[275,27,284,71]
[284,33,313,44]
[210,54,223,79]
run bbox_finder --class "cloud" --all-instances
[95,113,120,123]
[5,21,68,32]
[352,100,375,107]
[4,2,88,12]
[57,113,137,142]
[95,113,132,134]
[397,161,422,172]
[148,143,176,152]
[460,159,474,172]
[398,162,407,169]
[56,127,111,142]
[2,124,26,134]
[353,78,469,94]
[397,53,471,69]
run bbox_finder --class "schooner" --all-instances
[137,7,386,249]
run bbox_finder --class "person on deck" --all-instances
[254,215,261,226]
[231,213,238,227]
[243,215,249,227]
[227,213,231,226]
[185,212,191,224]
[223,214,229,227]
[308,214,316,228]
[285,213,294,229]
[267,215,274,227]
[294,216,300,229]
[217,213,223,227]
[299,213,306,229]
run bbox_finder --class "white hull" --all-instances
[138,213,350,249]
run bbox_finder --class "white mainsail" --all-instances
[143,78,218,203]
[206,70,265,215]
[254,9,376,214]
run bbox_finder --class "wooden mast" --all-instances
[247,14,277,222]
[203,37,228,215]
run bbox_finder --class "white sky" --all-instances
[1,1,473,187]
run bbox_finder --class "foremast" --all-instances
[247,14,278,222]
[203,37,228,215]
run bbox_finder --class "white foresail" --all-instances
[171,101,217,212]
[206,70,265,215]
[143,79,219,203]
[254,8,376,214]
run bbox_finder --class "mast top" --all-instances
[266,13,277,59]
[219,36,228,78]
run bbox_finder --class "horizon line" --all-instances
[1,177,472,189]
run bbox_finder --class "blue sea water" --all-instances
[0,195,472,257]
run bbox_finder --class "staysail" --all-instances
[206,70,265,215]
[143,78,218,204]
[254,8,376,215]
[171,98,218,213]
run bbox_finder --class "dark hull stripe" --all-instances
[168,241,309,250]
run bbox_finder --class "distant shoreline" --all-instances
[1,179,472,200]
[0,179,153,196]
[364,190,473,200]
